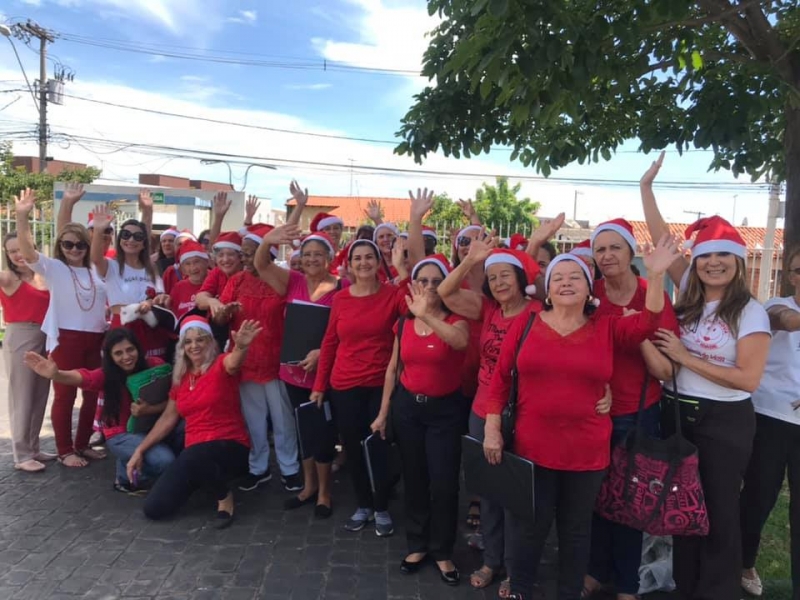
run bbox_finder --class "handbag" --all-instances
[594,365,710,536]
[500,312,536,449]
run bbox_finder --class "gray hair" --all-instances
[173,327,219,385]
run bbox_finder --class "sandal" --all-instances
[499,578,512,599]
[78,447,107,460]
[14,459,45,473]
[58,453,88,468]
[470,566,497,590]
[466,500,481,528]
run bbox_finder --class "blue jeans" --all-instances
[587,402,661,595]
[106,420,185,485]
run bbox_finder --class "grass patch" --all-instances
[756,484,792,597]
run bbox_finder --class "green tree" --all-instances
[424,192,465,224]
[474,176,540,231]
[395,1,800,254]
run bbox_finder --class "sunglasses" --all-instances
[60,240,89,251]
[119,230,146,242]
[416,277,443,287]
[457,236,473,247]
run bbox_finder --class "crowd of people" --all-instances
[1,152,797,600]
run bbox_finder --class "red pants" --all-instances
[49,329,104,456]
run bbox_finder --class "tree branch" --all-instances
[647,0,762,31]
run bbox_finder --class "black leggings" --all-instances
[143,440,249,520]
[283,382,336,464]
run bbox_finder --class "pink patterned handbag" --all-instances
[594,368,709,536]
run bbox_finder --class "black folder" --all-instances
[362,433,401,494]
[461,435,535,521]
[280,301,331,364]
[295,401,334,460]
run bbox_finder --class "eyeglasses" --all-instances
[790,268,800,275]
[457,236,472,247]
[416,277,443,288]
[119,230,146,242]
[60,240,89,251]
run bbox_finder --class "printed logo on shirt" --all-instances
[481,321,509,382]
[681,315,731,365]
[178,294,197,313]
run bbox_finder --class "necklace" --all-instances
[189,371,201,390]
[68,265,97,312]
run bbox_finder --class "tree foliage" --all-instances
[474,177,540,228]
[424,192,465,224]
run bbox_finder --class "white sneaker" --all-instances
[741,572,763,597]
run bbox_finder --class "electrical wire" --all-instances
[1,37,39,111]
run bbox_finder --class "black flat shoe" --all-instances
[284,492,318,510]
[400,554,428,574]
[436,563,460,586]
[314,503,332,519]
[214,510,234,529]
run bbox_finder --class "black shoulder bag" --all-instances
[501,312,536,449]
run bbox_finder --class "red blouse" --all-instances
[199,267,229,298]
[396,314,467,397]
[0,281,49,325]
[162,264,181,295]
[170,354,249,448]
[487,304,661,471]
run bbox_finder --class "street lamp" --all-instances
[573,190,584,221]
[0,24,11,37]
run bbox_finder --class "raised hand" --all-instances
[640,150,665,187]
[405,280,431,318]
[457,198,476,219]
[138,189,153,211]
[263,224,302,246]
[91,204,114,230]
[23,351,58,379]
[408,187,434,219]
[232,319,263,349]
[245,195,261,222]
[391,236,408,271]
[364,199,384,223]
[13,188,36,216]
[62,182,85,206]
[289,180,308,208]
[465,233,496,264]
[212,191,231,217]
[530,212,565,247]
[643,233,681,275]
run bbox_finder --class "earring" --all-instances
[544,296,552,307]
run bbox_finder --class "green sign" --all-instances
[151,192,165,204]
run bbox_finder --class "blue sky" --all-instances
[0,0,780,227]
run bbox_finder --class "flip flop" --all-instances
[470,566,497,589]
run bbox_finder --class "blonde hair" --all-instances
[56,223,92,268]
[172,328,219,385]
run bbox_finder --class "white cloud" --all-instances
[283,83,332,91]
[148,55,167,64]
[226,9,257,25]
[20,0,43,6]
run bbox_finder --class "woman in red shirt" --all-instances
[0,231,52,473]
[126,316,260,527]
[583,218,679,600]
[311,239,408,536]
[372,255,468,585]
[24,329,178,491]
[484,239,678,600]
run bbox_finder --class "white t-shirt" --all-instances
[752,296,800,424]
[102,258,163,307]
[671,298,770,402]
[28,253,108,351]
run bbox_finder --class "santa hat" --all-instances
[178,314,212,339]
[310,212,344,232]
[545,254,594,294]
[159,227,179,240]
[240,223,278,258]
[301,232,335,258]
[570,239,594,258]
[175,229,197,243]
[590,218,637,252]
[422,226,438,242]
[87,213,115,231]
[212,231,242,252]
[505,233,528,251]
[455,225,482,241]
[484,249,540,296]
[412,253,451,280]
[290,249,301,260]
[399,232,409,239]
[177,240,208,264]
[684,216,746,260]
[347,239,381,261]
[373,222,399,242]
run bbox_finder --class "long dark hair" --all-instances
[3,231,22,275]
[116,219,157,283]
[100,328,148,425]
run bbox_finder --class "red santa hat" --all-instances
[212,231,242,252]
[239,223,278,257]
[87,213,115,231]
[175,229,197,243]
[310,212,344,232]
[505,233,528,251]
[177,240,208,264]
[301,232,336,258]
[484,249,540,296]
[545,254,595,294]
[178,314,213,339]
[570,239,593,258]
[347,239,381,262]
[422,226,438,242]
[373,222,399,242]
[411,253,451,280]
[684,216,746,260]
[590,218,637,252]
[159,227,179,240]
[290,249,301,260]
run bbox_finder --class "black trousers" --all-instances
[283,382,336,464]
[392,386,462,561]
[741,413,800,594]
[329,386,388,512]
[143,440,249,520]
[662,396,755,600]
[508,466,606,599]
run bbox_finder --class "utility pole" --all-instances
[12,21,54,173]
[758,181,782,302]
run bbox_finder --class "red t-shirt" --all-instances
[487,304,661,471]
[472,298,541,419]
[313,282,408,392]
[395,314,467,397]
[84,357,164,440]
[377,259,398,284]
[330,245,348,276]
[593,278,680,416]
[170,279,203,320]
[170,354,249,448]
[219,271,285,383]
[199,267,229,298]
[0,282,49,324]
[162,264,181,295]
